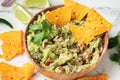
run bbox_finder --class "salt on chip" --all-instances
[0,30,24,61]
[0,62,35,80]
[85,9,112,36]
[64,0,89,20]
[45,6,72,26]
[69,24,94,45]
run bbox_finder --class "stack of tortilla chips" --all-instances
[45,0,112,45]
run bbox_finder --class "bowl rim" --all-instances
[25,5,109,80]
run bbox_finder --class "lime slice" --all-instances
[23,0,50,9]
[12,2,33,23]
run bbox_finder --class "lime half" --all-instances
[12,2,33,23]
[23,0,50,9]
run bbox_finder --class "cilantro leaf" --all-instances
[29,23,42,30]
[40,20,53,32]
[110,52,120,65]
[117,32,120,48]
[109,31,120,65]
[29,20,53,45]
[108,31,120,49]
[32,32,45,45]
[108,36,118,49]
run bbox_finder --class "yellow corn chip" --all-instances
[22,62,35,80]
[85,9,112,36]
[46,0,112,45]
[57,7,72,26]
[46,0,89,26]
[69,24,94,45]
[64,0,89,20]
[0,62,23,80]
[78,73,108,80]
[45,6,72,26]
[0,62,35,80]
[45,9,59,25]
[0,30,24,61]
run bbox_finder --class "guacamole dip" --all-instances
[27,15,103,74]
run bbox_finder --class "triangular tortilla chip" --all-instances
[57,6,72,26]
[0,62,35,80]
[45,6,72,26]
[0,62,24,80]
[45,8,59,26]
[22,62,35,80]
[85,9,112,36]
[69,24,94,45]
[64,0,89,20]
[0,30,24,61]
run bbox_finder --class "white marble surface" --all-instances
[0,0,120,80]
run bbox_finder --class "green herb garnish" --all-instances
[110,51,120,65]
[0,18,13,28]
[29,20,53,45]
[108,31,120,64]
[108,36,118,49]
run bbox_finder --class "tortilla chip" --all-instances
[45,6,72,26]
[45,9,59,25]
[64,0,89,20]
[78,73,108,80]
[57,7,72,26]
[0,30,24,61]
[0,62,24,80]
[85,9,112,36]
[46,0,89,26]
[22,62,35,80]
[0,62,35,80]
[69,24,94,45]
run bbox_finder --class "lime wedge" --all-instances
[12,2,33,23]
[23,0,50,9]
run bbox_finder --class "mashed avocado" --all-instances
[27,14,103,74]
